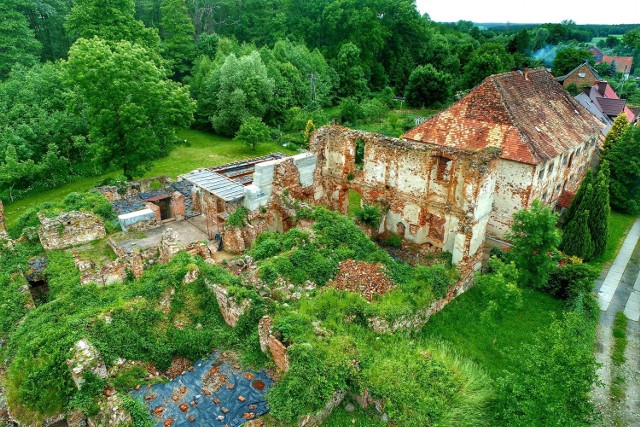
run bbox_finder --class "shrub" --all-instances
[121,395,154,427]
[354,204,382,229]
[226,207,249,228]
[360,98,388,122]
[507,200,561,289]
[68,372,106,417]
[268,337,359,422]
[384,234,402,248]
[414,263,456,299]
[339,97,364,124]
[545,263,598,300]
[253,238,282,260]
[259,263,279,285]
[62,191,115,221]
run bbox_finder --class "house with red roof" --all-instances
[575,81,636,125]
[404,68,604,241]
[598,55,633,78]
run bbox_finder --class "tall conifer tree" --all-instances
[588,162,611,257]
[563,168,593,227]
[561,209,595,260]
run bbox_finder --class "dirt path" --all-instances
[593,220,640,426]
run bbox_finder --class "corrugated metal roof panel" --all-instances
[181,170,245,202]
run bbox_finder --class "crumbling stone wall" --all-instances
[72,239,158,285]
[171,191,186,220]
[309,126,500,270]
[159,228,181,263]
[66,339,108,389]
[258,316,289,372]
[206,281,251,328]
[222,216,270,254]
[243,153,317,212]
[298,390,346,427]
[145,201,162,222]
[38,211,106,250]
[367,272,477,334]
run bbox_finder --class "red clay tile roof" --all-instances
[599,56,633,74]
[403,68,604,165]
[557,190,575,209]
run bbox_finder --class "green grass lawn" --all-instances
[3,129,295,229]
[417,286,564,377]
[589,211,637,271]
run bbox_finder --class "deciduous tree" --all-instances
[207,51,274,136]
[551,47,593,76]
[0,0,42,79]
[234,117,271,151]
[0,145,36,202]
[507,200,561,289]
[65,38,195,179]
[66,0,159,48]
[160,0,195,78]
[334,42,369,100]
[404,64,451,108]
[602,113,630,153]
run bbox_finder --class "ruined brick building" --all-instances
[88,68,605,273]
[404,68,604,243]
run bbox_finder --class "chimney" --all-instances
[597,81,607,96]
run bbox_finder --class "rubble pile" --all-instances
[329,260,395,301]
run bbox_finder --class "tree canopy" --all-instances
[65,37,195,179]
[507,200,561,289]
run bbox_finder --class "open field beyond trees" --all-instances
[3,129,296,229]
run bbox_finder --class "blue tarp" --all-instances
[130,352,273,427]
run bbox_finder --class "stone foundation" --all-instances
[38,211,106,250]
[367,273,476,334]
[298,390,346,427]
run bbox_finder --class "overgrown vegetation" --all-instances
[0,248,264,424]
[8,191,117,239]
[0,196,614,425]
[423,199,603,427]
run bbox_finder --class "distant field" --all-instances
[591,34,624,43]
[3,129,295,229]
